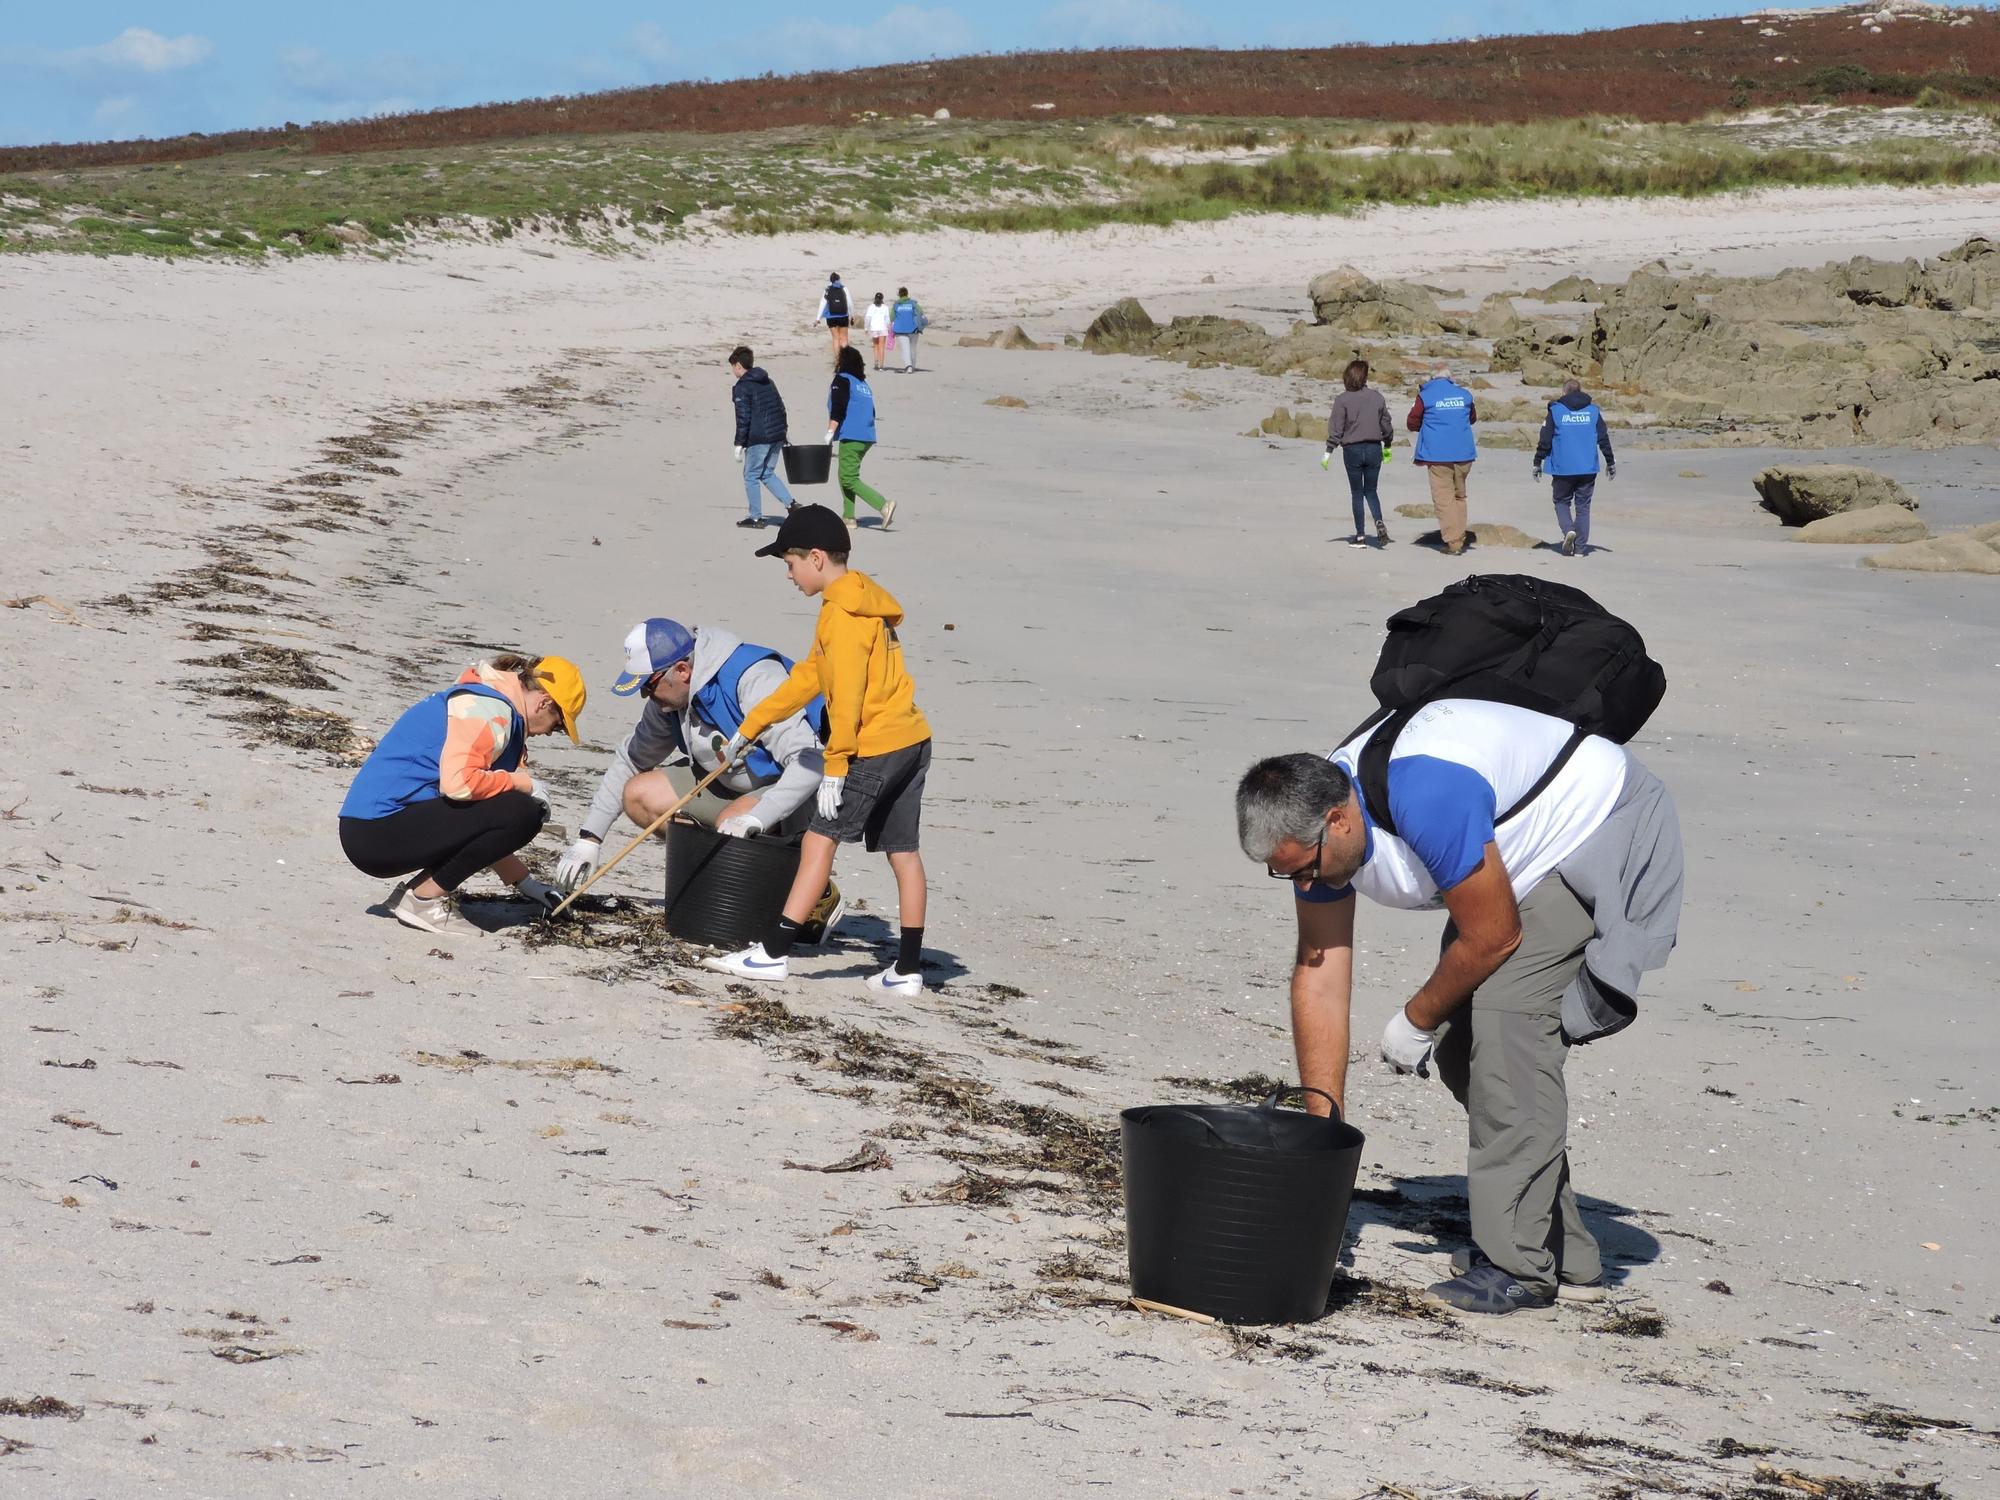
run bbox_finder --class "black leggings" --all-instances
[339,791,546,893]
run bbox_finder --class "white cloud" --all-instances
[63,27,213,74]
[1035,0,1206,47]
[764,6,977,73]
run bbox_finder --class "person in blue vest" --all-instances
[1534,379,1617,556]
[1406,364,1480,556]
[555,618,845,938]
[339,654,587,939]
[890,286,924,373]
[825,345,895,529]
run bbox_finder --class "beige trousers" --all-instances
[1426,462,1472,549]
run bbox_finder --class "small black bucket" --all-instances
[1121,1086,1365,1325]
[781,443,832,486]
[662,818,800,949]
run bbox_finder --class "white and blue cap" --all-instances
[611,618,694,696]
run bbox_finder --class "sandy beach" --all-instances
[4,186,1998,1497]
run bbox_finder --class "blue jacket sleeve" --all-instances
[1384,755,1497,893]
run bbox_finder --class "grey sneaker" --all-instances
[879,499,897,531]
[1561,530,1578,556]
[391,884,476,938]
[1376,519,1392,544]
[1426,1261,1557,1317]
[1449,1247,1606,1303]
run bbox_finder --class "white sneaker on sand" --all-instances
[1561,530,1578,556]
[703,943,789,981]
[865,965,923,997]
[391,884,476,938]
[879,499,897,531]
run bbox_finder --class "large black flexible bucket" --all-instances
[662,818,800,948]
[781,443,832,486]
[1122,1086,1365,1325]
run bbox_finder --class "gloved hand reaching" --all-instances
[718,812,765,838]
[1320,449,1332,471]
[555,836,601,891]
[527,778,552,815]
[516,875,563,915]
[1380,1008,1437,1077]
[817,775,845,821]
[734,445,746,463]
[716,730,751,764]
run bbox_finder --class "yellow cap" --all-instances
[536,655,586,745]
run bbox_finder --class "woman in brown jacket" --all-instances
[1325,359,1395,547]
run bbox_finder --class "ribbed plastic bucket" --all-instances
[781,444,832,485]
[1121,1087,1365,1325]
[662,818,801,949]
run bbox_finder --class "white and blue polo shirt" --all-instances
[1300,699,1630,910]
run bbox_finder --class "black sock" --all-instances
[895,926,924,977]
[765,918,803,959]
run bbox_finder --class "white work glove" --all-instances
[555,836,601,891]
[734,445,745,462]
[721,731,751,763]
[516,875,563,915]
[526,778,551,816]
[718,812,765,839]
[817,775,845,821]
[1320,449,1333,470]
[1381,1009,1437,1077]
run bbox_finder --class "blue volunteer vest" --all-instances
[891,298,919,335]
[831,372,877,442]
[1414,378,1477,465]
[1547,401,1603,476]
[340,682,524,820]
[690,643,827,781]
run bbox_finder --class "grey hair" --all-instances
[1235,754,1352,863]
[1562,377,1583,395]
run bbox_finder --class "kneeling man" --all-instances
[1235,700,1682,1316]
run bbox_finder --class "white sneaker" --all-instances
[864,965,923,997]
[703,943,789,981]
[1561,530,1578,556]
[391,884,476,938]
[879,499,897,531]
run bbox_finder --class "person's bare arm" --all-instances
[1289,892,1356,1116]
[1403,843,1521,1029]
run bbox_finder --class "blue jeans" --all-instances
[742,443,794,520]
[1552,474,1596,548]
[1341,443,1385,533]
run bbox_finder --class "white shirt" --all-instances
[863,303,892,336]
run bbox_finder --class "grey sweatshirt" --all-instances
[580,626,824,840]
[1326,387,1394,447]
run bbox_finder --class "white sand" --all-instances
[4,186,1998,1496]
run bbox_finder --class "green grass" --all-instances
[4,109,1996,260]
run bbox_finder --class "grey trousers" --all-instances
[1432,877,1602,1296]
[662,764,811,842]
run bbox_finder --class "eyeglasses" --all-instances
[1267,826,1326,885]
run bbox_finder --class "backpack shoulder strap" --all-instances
[1349,705,1415,839]
[1495,725,1589,827]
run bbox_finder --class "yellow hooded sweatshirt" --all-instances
[738,570,930,778]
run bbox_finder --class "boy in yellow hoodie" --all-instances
[704,505,934,995]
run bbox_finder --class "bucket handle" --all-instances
[1259,1085,1341,1120]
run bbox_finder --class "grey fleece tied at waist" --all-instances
[1553,753,1684,1043]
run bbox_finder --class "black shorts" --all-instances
[811,740,930,853]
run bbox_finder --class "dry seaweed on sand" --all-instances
[1156,1072,1292,1102]
[1593,1305,1669,1338]
[181,643,337,692]
[1839,1405,1986,1442]
[1360,1361,1552,1397]
[1326,1272,1456,1325]
[211,687,368,761]
[1744,1464,1949,1500]
[409,1049,620,1078]
[0,1397,83,1421]
[514,899,707,984]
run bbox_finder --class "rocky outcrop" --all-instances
[1307,266,1447,334]
[1260,405,1320,440]
[1755,465,1919,526]
[1863,529,2000,574]
[1082,298,1157,352]
[1795,508,1929,544]
[1470,294,1521,339]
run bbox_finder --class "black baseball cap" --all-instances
[754,502,850,558]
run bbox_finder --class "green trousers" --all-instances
[1431,877,1603,1297]
[837,440,887,518]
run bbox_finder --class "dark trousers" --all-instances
[1342,443,1385,533]
[339,791,546,893]
[1552,474,1597,547]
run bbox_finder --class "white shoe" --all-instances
[864,965,923,997]
[1561,530,1578,556]
[391,884,476,938]
[703,942,789,981]
[879,499,897,531]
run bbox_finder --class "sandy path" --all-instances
[3,186,1998,1496]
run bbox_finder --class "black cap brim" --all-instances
[753,535,788,557]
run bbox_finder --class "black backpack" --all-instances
[1345,574,1665,836]
[824,282,848,318]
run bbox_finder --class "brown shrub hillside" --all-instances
[5,8,1999,169]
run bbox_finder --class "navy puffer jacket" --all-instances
[732,368,788,447]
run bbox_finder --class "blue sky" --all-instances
[3,2,1772,147]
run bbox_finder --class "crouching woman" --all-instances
[339,654,586,938]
